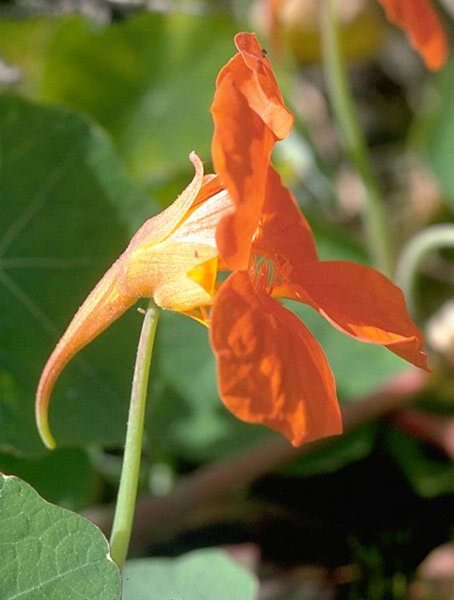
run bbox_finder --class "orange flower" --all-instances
[209,33,428,446]
[376,0,448,70]
[36,152,232,448]
[36,32,428,451]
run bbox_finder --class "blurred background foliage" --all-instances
[1,0,454,598]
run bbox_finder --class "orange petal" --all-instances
[377,0,448,70]
[125,189,232,311]
[170,188,232,247]
[146,243,218,311]
[211,32,293,271]
[210,271,342,446]
[36,260,136,449]
[192,174,225,210]
[288,261,429,370]
[234,32,294,139]
[127,151,205,250]
[251,166,318,285]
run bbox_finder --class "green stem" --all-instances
[395,224,454,317]
[320,0,393,276]
[110,301,159,569]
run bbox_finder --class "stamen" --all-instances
[250,255,277,295]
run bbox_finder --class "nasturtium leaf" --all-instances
[0,448,98,510]
[0,95,157,453]
[22,12,237,182]
[123,549,258,600]
[0,473,121,599]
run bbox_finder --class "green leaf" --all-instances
[310,215,368,263]
[43,13,237,180]
[386,428,454,497]
[0,95,157,453]
[0,13,237,183]
[0,448,98,510]
[0,473,121,599]
[0,18,61,97]
[123,549,258,600]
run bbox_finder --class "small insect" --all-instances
[261,48,268,57]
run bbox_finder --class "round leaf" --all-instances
[123,549,258,600]
[0,95,155,453]
[0,473,121,599]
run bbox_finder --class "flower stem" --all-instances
[320,0,393,276]
[109,301,159,569]
[395,224,454,316]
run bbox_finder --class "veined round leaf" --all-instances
[0,95,157,453]
[0,473,121,599]
[123,549,258,600]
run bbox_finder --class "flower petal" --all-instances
[124,188,232,311]
[251,166,318,284]
[36,154,226,449]
[145,243,217,310]
[210,271,342,446]
[127,151,205,250]
[377,0,448,70]
[288,261,429,370]
[170,188,232,247]
[234,32,294,139]
[211,32,293,271]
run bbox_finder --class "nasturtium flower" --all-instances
[36,32,427,451]
[36,153,232,448]
[209,33,427,446]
